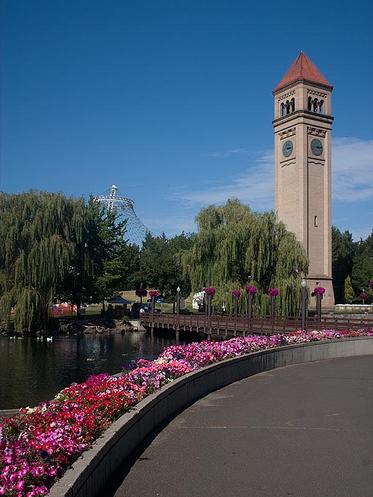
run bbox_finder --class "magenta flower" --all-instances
[360,292,368,301]
[204,287,216,297]
[313,286,326,295]
[245,285,257,295]
[232,290,241,298]
[268,288,279,297]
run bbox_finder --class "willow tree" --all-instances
[181,199,308,316]
[0,191,86,332]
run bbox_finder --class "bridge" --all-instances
[140,312,373,338]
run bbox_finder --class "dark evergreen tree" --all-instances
[133,232,195,301]
[351,230,373,295]
[332,227,354,303]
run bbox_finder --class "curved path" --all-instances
[109,356,373,497]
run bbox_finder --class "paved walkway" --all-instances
[109,356,373,497]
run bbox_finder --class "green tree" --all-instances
[351,231,373,293]
[134,232,195,300]
[59,198,129,310]
[0,192,86,332]
[181,199,308,316]
[343,275,355,303]
[332,227,354,303]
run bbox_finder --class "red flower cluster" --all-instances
[148,290,160,298]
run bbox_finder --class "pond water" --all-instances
[0,332,195,409]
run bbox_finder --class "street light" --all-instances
[176,286,181,314]
[301,279,307,331]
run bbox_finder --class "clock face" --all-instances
[282,140,293,158]
[311,138,323,156]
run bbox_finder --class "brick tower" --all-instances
[273,52,335,306]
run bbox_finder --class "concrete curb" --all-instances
[47,337,373,497]
[0,408,19,420]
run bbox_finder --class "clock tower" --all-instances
[273,52,335,306]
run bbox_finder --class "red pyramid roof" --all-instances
[273,52,332,92]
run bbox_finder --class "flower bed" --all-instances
[1,329,372,496]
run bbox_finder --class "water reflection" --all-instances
[0,331,194,409]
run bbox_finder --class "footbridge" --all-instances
[140,312,373,338]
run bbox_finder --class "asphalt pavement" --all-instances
[109,355,373,497]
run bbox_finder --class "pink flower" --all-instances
[268,288,279,297]
[313,286,326,295]
[232,290,241,298]
[245,285,257,295]
[204,287,216,297]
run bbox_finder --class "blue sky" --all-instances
[1,0,372,240]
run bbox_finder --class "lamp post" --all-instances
[313,285,325,324]
[204,287,216,339]
[245,284,257,334]
[268,288,279,319]
[301,279,307,331]
[176,286,181,314]
[232,290,240,318]
[175,286,181,343]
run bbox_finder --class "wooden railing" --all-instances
[140,312,373,336]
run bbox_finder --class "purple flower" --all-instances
[204,287,216,297]
[245,285,257,295]
[232,290,241,298]
[313,286,325,295]
[268,288,279,297]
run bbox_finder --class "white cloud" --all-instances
[178,137,373,208]
[181,150,274,209]
[143,214,196,236]
[333,137,373,201]
[202,148,250,158]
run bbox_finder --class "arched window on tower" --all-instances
[291,97,295,112]
[286,100,290,114]
[280,102,285,117]
[308,96,312,111]
[313,98,319,113]
[319,100,324,114]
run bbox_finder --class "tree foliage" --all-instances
[58,198,127,308]
[332,227,354,303]
[343,275,355,303]
[0,192,86,331]
[181,200,308,315]
[351,230,373,294]
[133,232,195,300]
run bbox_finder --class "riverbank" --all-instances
[0,316,146,337]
